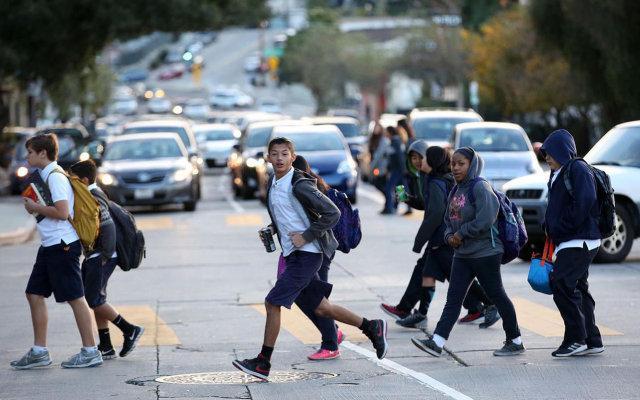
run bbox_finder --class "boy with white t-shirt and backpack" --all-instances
[11,133,103,369]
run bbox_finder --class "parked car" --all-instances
[243,53,262,73]
[147,97,173,114]
[194,123,240,167]
[268,125,359,203]
[183,99,210,121]
[409,108,483,147]
[308,116,365,162]
[503,120,640,263]
[119,68,148,84]
[452,122,543,190]
[97,133,199,211]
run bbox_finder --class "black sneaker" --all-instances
[493,340,525,356]
[364,319,388,359]
[551,342,587,357]
[120,326,145,357]
[411,337,442,357]
[395,311,427,329]
[98,346,117,360]
[232,355,271,381]
[479,305,501,329]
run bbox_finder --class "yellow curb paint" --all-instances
[251,304,368,344]
[93,305,180,347]
[226,214,264,226]
[512,297,622,338]
[136,217,175,231]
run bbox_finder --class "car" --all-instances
[158,64,185,80]
[229,120,306,199]
[308,116,365,162]
[219,111,287,133]
[147,97,173,114]
[7,132,35,194]
[452,122,543,190]
[119,68,148,84]
[409,108,483,147]
[182,99,210,121]
[269,125,359,203]
[121,119,203,195]
[210,88,254,109]
[326,108,360,120]
[109,96,138,116]
[257,98,282,114]
[503,120,640,263]
[97,133,200,211]
[194,123,240,168]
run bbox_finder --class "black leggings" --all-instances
[434,254,521,341]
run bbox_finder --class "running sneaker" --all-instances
[10,348,52,370]
[380,303,410,320]
[120,325,144,357]
[493,340,526,356]
[458,310,484,324]
[232,355,271,381]
[479,305,501,329]
[98,346,117,360]
[551,342,587,357]
[307,349,341,361]
[363,319,388,359]
[578,346,605,356]
[61,348,103,368]
[337,329,346,345]
[395,311,427,329]
[411,337,442,357]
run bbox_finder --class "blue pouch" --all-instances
[527,240,554,295]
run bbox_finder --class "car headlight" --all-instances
[337,159,356,174]
[79,152,90,161]
[246,157,259,168]
[16,166,29,178]
[172,168,192,182]
[99,173,117,186]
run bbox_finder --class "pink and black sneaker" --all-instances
[380,304,410,320]
[307,349,340,361]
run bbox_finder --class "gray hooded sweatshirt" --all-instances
[444,149,503,258]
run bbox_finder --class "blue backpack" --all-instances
[326,188,362,253]
[452,177,528,264]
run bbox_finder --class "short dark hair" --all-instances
[70,159,98,184]
[268,137,295,153]
[26,133,58,161]
[386,126,398,136]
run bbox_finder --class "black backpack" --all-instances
[108,201,146,271]
[563,158,616,238]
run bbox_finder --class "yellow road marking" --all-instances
[251,304,368,344]
[226,214,264,226]
[92,305,180,347]
[512,297,623,337]
[136,217,175,231]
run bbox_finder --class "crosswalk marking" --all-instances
[92,305,180,347]
[226,214,264,226]
[251,304,368,344]
[136,217,175,231]
[512,297,623,337]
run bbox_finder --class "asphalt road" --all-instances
[1,171,639,400]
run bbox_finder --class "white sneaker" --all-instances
[61,348,103,368]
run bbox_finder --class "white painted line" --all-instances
[357,185,385,205]
[342,341,475,400]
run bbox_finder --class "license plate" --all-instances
[134,189,154,199]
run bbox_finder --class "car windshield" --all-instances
[287,132,344,152]
[124,126,190,149]
[197,129,235,141]
[246,127,273,148]
[413,117,480,141]
[458,128,529,152]
[104,138,183,161]
[333,123,360,138]
[585,126,640,167]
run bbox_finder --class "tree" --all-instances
[530,0,640,127]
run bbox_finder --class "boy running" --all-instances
[70,160,144,359]
[232,137,388,381]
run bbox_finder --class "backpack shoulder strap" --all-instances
[467,177,486,205]
[562,158,587,197]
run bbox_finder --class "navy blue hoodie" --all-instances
[541,129,600,245]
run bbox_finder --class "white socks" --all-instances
[511,336,522,345]
[32,345,48,354]
[82,346,98,353]
[432,334,446,348]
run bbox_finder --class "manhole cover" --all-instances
[155,371,337,385]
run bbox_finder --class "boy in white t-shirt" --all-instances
[10,133,103,369]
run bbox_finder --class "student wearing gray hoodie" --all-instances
[412,147,525,357]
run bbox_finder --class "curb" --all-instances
[0,217,36,246]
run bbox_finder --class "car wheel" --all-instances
[594,206,634,263]
[183,201,197,212]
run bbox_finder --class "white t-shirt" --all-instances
[36,162,79,247]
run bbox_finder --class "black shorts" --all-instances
[26,240,84,303]
[82,256,118,308]
[421,245,454,282]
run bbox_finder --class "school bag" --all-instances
[452,177,528,264]
[108,200,146,271]
[527,238,554,295]
[326,188,362,253]
[48,169,100,252]
[562,158,616,238]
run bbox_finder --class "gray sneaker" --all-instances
[395,311,427,329]
[493,340,526,356]
[10,348,52,370]
[61,348,103,368]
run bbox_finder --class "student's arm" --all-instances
[559,162,598,231]
[457,181,499,239]
[405,193,424,210]
[24,198,69,220]
[295,181,341,243]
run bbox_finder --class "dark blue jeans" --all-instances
[295,255,339,351]
[383,169,404,212]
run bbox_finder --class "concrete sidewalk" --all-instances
[0,196,36,246]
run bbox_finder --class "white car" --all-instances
[147,98,173,114]
[409,108,483,148]
[453,122,543,190]
[183,99,210,121]
[503,120,640,263]
[257,98,282,114]
[194,123,240,168]
[109,97,138,116]
[209,88,253,109]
